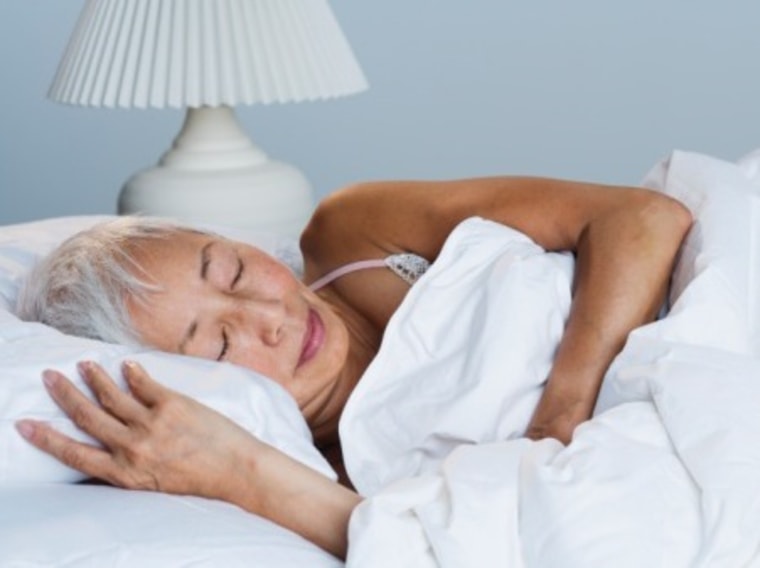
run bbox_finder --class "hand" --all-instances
[17,360,362,559]
[524,418,578,445]
[16,360,262,502]
[525,395,586,445]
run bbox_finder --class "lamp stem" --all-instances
[160,106,268,170]
[118,106,315,237]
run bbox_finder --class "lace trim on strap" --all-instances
[384,253,430,285]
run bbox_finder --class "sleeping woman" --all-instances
[14,176,692,559]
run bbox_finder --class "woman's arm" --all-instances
[522,194,692,442]
[16,361,360,559]
[302,177,693,443]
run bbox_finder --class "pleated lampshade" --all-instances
[48,0,368,236]
[49,0,368,107]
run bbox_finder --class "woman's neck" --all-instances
[307,287,381,449]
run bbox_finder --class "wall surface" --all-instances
[2,1,759,225]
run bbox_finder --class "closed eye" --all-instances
[231,257,244,289]
[217,328,230,361]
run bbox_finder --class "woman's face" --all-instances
[125,231,350,420]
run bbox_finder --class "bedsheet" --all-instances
[0,484,343,567]
[343,151,760,567]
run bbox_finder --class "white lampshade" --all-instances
[49,0,368,108]
[49,0,368,236]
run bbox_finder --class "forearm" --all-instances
[229,441,362,559]
[527,194,692,443]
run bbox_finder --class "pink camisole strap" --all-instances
[308,253,431,291]
[308,259,388,291]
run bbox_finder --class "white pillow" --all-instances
[734,148,760,354]
[0,216,334,483]
[641,150,760,356]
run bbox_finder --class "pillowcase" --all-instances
[0,215,334,483]
[735,149,760,355]
[641,149,760,356]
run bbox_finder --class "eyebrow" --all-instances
[178,240,214,353]
[200,241,214,281]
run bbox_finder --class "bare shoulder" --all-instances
[299,183,420,330]
[300,183,389,270]
[299,180,454,271]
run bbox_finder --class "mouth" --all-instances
[298,309,324,367]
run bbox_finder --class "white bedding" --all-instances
[0,484,343,567]
[2,150,759,566]
[343,151,760,567]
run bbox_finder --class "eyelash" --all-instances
[217,255,241,361]
[218,328,229,361]
[231,257,244,289]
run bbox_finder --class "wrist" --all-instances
[527,394,590,444]
[525,418,576,444]
[214,435,270,510]
[230,441,361,559]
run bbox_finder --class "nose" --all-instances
[238,297,285,346]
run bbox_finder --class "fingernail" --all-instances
[77,361,93,374]
[42,370,58,389]
[15,420,35,440]
[122,360,137,374]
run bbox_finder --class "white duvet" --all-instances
[342,151,760,567]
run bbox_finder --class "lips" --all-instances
[298,309,324,367]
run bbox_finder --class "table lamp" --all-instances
[48,0,368,236]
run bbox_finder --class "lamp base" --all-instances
[118,106,315,238]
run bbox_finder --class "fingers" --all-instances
[15,361,178,492]
[15,419,119,483]
[121,360,172,407]
[41,368,127,447]
[78,361,148,425]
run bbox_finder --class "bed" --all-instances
[1,150,759,566]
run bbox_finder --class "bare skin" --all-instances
[123,232,371,447]
[16,176,693,559]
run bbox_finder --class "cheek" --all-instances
[266,266,298,289]
[235,350,289,384]
[249,252,298,284]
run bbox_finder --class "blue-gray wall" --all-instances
[2,1,760,226]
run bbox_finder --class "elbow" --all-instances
[663,194,694,237]
[637,190,694,245]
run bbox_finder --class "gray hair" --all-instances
[16,216,203,346]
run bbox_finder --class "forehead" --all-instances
[130,229,209,264]
[130,229,289,287]
[129,230,245,283]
